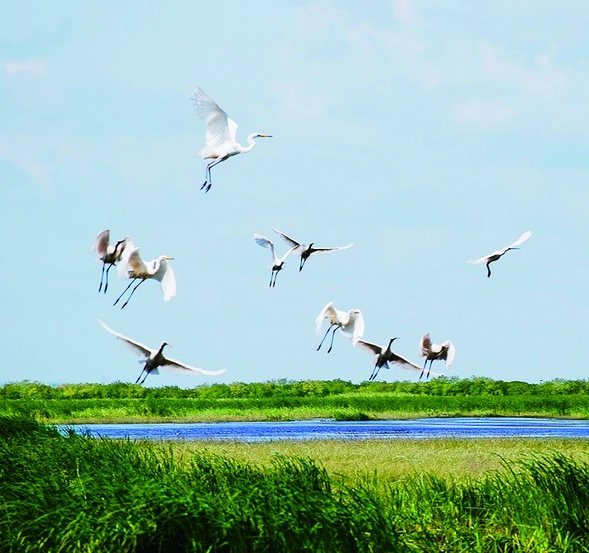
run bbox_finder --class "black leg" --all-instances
[120,279,145,309]
[113,278,137,306]
[135,367,145,384]
[419,359,427,380]
[201,156,228,192]
[326,326,339,353]
[369,364,380,381]
[317,324,336,351]
[103,263,114,293]
[98,262,106,293]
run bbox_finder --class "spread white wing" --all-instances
[509,230,532,249]
[386,351,425,373]
[98,319,153,359]
[354,339,383,356]
[92,229,110,257]
[310,244,353,254]
[160,359,227,377]
[271,225,303,252]
[192,87,238,156]
[315,302,336,334]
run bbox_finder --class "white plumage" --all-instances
[253,234,295,287]
[468,231,532,278]
[98,319,226,384]
[355,337,437,381]
[271,225,353,272]
[192,87,272,192]
[419,333,455,380]
[91,229,131,293]
[114,239,176,309]
[315,301,365,353]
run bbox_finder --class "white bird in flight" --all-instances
[98,319,226,385]
[315,302,365,353]
[271,225,353,272]
[114,239,176,309]
[419,333,455,380]
[355,337,436,381]
[253,234,295,287]
[468,231,532,278]
[92,230,130,293]
[192,87,272,193]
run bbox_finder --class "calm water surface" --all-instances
[67,418,589,442]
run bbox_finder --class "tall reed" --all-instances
[2,416,589,552]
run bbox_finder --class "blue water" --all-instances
[67,417,589,442]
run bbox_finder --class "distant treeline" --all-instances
[3,378,589,422]
[2,377,589,400]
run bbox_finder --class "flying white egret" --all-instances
[98,319,226,384]
[468,231,532,278]
[253,234,295,287]
[315,302,365,353]
[419,333,455,380]
[114,240,176,309]
[355,337,436,381]
[91,230,130,293]
[192,87,272,192]
[271,225,353,271]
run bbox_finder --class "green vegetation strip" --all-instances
[2,378,589,423]
[2,416,589,552]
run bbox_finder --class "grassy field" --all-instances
[3,378,589,423]
[167,437,589,480]
[3,415,589,551]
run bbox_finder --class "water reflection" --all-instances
[67,417,589,442]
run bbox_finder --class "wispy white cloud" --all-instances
[393,0,420,28]
[4,60,46,76]
[452,99,517,128]
[480,45,569,100]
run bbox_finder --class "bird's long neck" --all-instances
[156,342,167,356]
[387,338,398,352]
[241,133,259,153]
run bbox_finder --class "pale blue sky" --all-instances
[2,1,589,387]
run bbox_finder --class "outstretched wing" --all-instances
[467,255,489,264]
[92,229,110,257]
[508,230,532,249]
[117,240,139,277]
[419,333,432,357]
[468,231,532,263]
[354,339,383,356]
[161,358,227,377]
[271,225,302,251]
[254,234,276,261]
[192,87,238,151]
[97,319,153,359]
[444,341,456,368]
[388,351,434,374]
[315,302,335,334]
[310,243,353,255]
[159,260,176,301]
[344,311,365,344]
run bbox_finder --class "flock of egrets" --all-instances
[93,87,532,385]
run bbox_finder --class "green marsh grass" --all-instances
[4,378,589,423]
[3,416,589,551]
